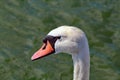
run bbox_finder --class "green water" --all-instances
[0,0,120,80]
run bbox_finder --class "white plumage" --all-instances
[48,26,90,80]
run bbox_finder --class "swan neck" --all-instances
[72,52,90,80]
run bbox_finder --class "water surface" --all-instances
[0,0,120,80]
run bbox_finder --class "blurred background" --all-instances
[0,0,120,80]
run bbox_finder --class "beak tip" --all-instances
[31,57,34,61]
[31,55,40,61]
[31,56,35,61]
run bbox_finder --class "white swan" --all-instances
[31,26,90,80]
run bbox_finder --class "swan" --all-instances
[31,26,90,80]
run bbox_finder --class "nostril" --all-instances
[42,43,47,50]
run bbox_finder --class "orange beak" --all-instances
[31,41,54,61]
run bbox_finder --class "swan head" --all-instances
[31,26,87,61]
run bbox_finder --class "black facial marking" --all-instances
[43,35,61,49]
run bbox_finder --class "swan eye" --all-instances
[56,36,61,39]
